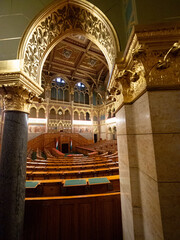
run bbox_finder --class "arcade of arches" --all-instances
[0,0,180,240]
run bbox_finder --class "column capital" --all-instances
[0,67,44,113]
[0,83,43,113]
[108,22,180,111]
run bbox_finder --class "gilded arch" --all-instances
[18,0,119,89]
[38,105,46,111]
[49,106,57,113]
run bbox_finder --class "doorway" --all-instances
[94,134,97,143]
[62,143,69,153]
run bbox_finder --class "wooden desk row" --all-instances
[26,162,118,171]
[27,158,117,166]
[26,166,119,180]
[25,175,120,197]
[27,155,118,163]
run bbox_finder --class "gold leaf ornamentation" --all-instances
[24,4,116,83]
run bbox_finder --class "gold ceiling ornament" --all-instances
[18,0,120,87]
[0,83,43,113]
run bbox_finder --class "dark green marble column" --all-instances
[0,111,28,240]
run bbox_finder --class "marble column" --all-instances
[116,90,180,240]
[147,90,180,240]
[109,23,180,240]
[0,84,33,240]
[0,111,28,240]
[116,102,144,240]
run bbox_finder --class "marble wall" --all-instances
[148,90,180,240]
[116,90,180,240]
[116,104,144,240]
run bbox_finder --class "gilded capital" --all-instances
[0,84,43,113]
[0,63,44,113]
[108,23,180,112]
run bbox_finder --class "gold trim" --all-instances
[0,71,43,96]
[0,84,30,113]
[0,82,43,113]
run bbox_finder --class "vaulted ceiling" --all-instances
[42,34,109,88]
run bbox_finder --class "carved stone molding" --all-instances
[0,71,43,96]
[18,0,119,85]
[108,23,180,110]
[109,59,146,108]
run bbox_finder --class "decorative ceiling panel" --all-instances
[43,34,109,87]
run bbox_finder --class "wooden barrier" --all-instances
[25,175,120,197]
[24,192,122,240]
[51,148,65,158]
[75,146,95,155]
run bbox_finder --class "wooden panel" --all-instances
[78,203,94,240]
[59,204,75,240]
[23,193,122,240]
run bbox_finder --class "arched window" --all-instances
[74,92,79,103]
[49,109,56,119]
[39,108,45,118]
[58,88,63,101]
[80,92,84,104]
[74,111,79,120]
[30,107,37,118]
[74,82,89,105]
[51,87,56,100]
[51,77,69,102]
[86,112,90,121]
[64,89,69,102]
[64,110,70,120]
[85,93,89,104]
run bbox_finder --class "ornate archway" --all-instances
[0,2,120,239]
[18,0,120,92]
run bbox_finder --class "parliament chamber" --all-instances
[24,136,122,240]
[0,0,180,240]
